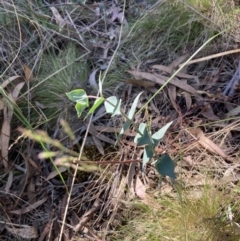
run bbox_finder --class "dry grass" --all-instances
[112,180,240,240]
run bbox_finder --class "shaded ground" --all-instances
[0,0,240,240]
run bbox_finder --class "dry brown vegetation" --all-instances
[0,0,240,240]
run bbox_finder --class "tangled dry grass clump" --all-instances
[0,0,240,240]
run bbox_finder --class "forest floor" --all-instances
[0,0,240,240]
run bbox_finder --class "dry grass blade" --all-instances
[179,48,240,67]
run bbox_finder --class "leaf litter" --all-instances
[1,0,240,240]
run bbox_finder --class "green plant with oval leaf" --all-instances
[66,85,175,179]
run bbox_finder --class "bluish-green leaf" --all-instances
[104,96,121,116]
[84,97,104,120]
[66,89,88,103]
[118,120,131,139]
[134,123,145,143]
[142,145,154,170]
[155,153,176,179]
[128,92,143,119]
[118,92,143,139]
[151,121,173,147]
[134,123,153,146]
[75,102,88,118]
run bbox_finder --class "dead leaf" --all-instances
[1,108,11,169]
[117,11,125,24]
[38,222,52,241]
[23,65,33,82]
[151,64,197,79]
[25,154,41,172]
[5,170,13,193]
[135,175,147,200]
[1,76,23,89]
[190,128,227,158]
[87,124,115,145]
[182,92,192,111]
[108,26,116,40]
[12,82,25,101]
[9,197,48,214]
[167,85,179,112]
[126,79,155,88]
[201,105,219,121]
[88,69,99,90]
[82,226,103,241]
[160,183,174,196]
[182,156,194,167]
[203,68,221,91]
[127,161,137,196]
[27,178,36,205]
[5,225,38,239]
[60,193,68,220]
[154,72,197,94]
[1,83,25,166]
[150,99,160,115]
[92,135,104,155]
[111,6,121,22]
[50,6,65,28]
[46,166,67,181]
[135,175,161,208]
[95,7,100,16]
[93,125,136,137]
[74,199,101,232]
[168,52,190,69]
[128,70,197,95]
